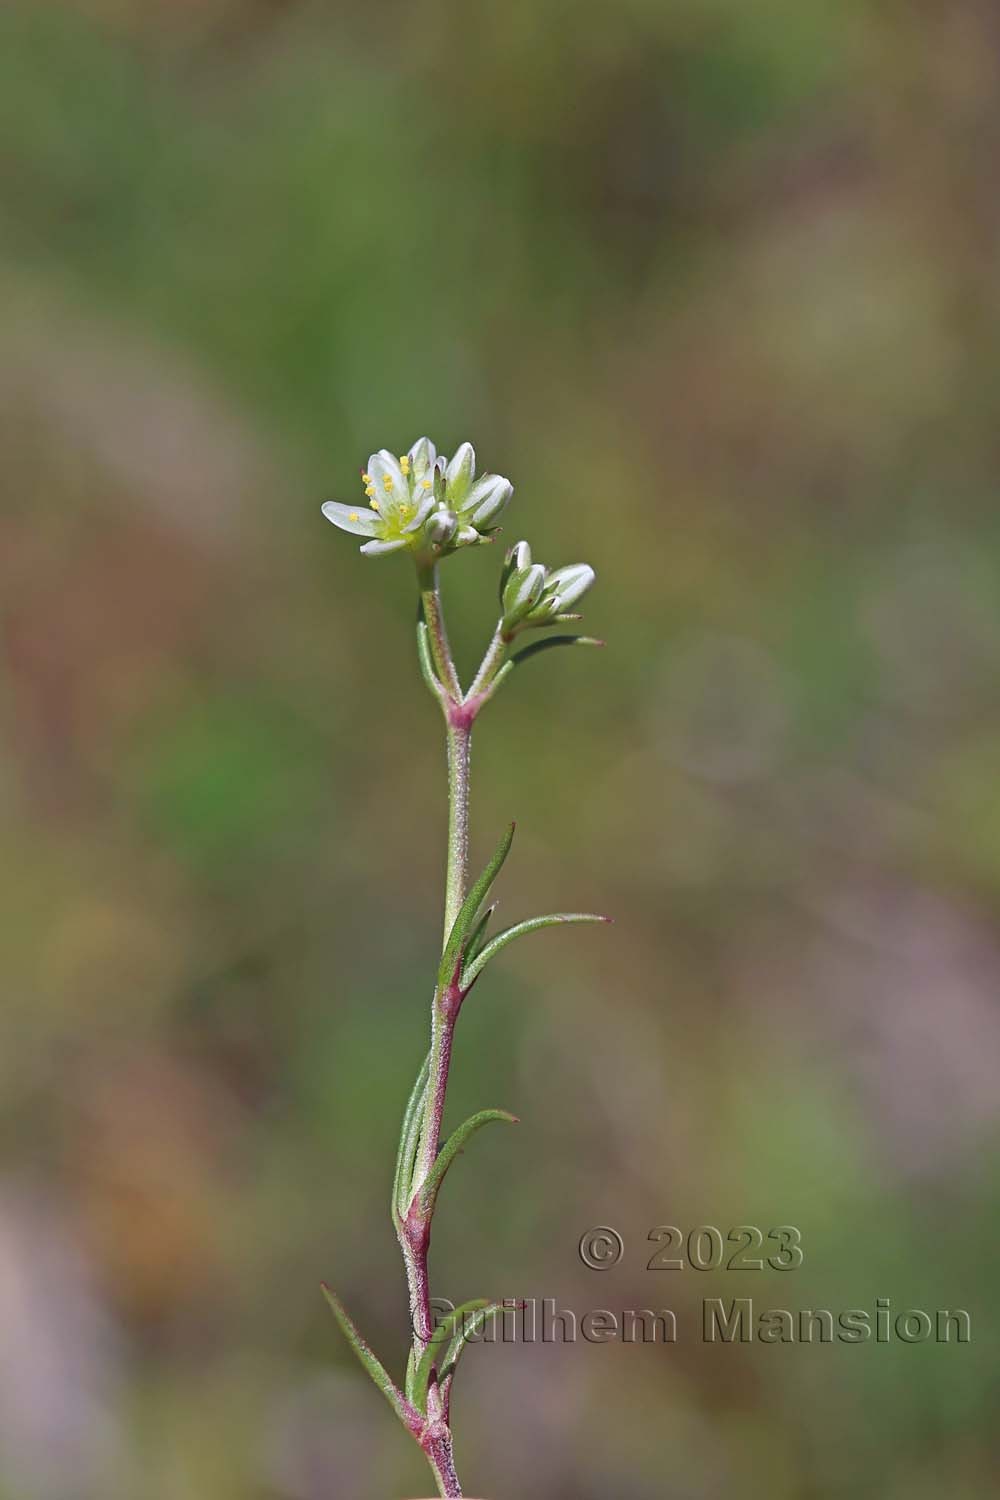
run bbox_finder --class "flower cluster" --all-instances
[322,438,512,559]
[499,540,595,638]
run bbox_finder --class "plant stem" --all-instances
[407,563,471,1497]
[443,720,471,942]
[466,622,506,701]
[404,571,521,1494]
[418,562,462,702]
[411,737,469,1203]
[426,1429,462,1497]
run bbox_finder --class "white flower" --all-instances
[322,438,512,559]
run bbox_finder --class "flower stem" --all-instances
[466,622,506,701]
[406,563,471,1497]
[418,562,462,702]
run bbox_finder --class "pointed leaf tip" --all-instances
[462,911,610,987]
[412,1298,507,1412]
[417,1108,519,1217]
[321,1284,419,1435]
[438,822,516,988]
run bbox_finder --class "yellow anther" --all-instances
[370,498,380,511]
[349,511,359,522]
[400,455,411,475]
[422,479,432,489]
[383,475,394,491]
[361,472,371,483]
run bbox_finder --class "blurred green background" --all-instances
[2,2,999,1497]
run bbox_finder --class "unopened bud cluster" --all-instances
[500,540,595,639]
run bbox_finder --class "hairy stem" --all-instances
[443,720,471,941]
[406,564,471,1497]
[418,562,462,701]
[426,1427,462,1497]
[466,622,506,701]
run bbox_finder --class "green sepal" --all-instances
[508,634,604,668]
[392,1050,430,1227]
[413,1298,498,1411]
[417,1107,518,1217]
[462,911,611,988]
[321,1284,419,1435]
[438,822,515,989]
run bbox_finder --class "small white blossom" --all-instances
[323,438,512,560]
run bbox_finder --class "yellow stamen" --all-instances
[422,479,432,489]
[349,512,359,522]
[370,498,380,511]
[400,455,411,475]
[361,472,371,483]
[383,475,394,492]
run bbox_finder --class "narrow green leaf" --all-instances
[462,912,611,988]
[404,1343,419,1406]
[321,1284,418,1434]
[508,634,604,668]
[438,822,515,988]
[416,616,448,704]
[418,1107,518,1217]
[464,901,497,965]
[392,1050,430,1226]
[431,1296,512,1410]
[440,1302,509,1380]
[413,1298,495,1411]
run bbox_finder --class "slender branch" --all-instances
[466,621,506,701]
[417,562,462,701]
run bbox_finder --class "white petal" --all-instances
[402,492,437,533]
[322,501,381,537]
[359,537,408,557]
[468,474,513,527]
[545,563,595,608]
[367,450,408,515]
[445,442,476,507]
[407,437,437,478]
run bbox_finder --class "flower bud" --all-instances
[538,563,595,612]
[467,474,513,529]
[499,540,529,603]
[501,562,546,631]
[425,508,458,546]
